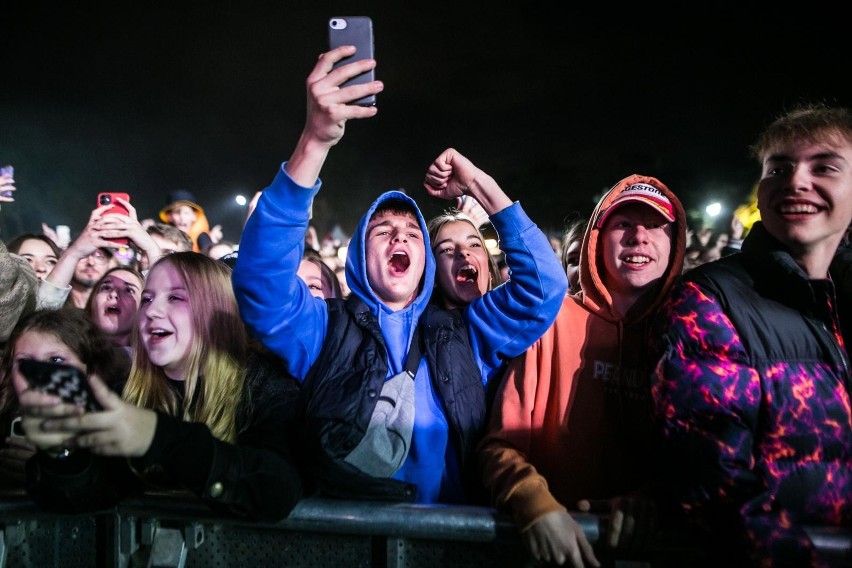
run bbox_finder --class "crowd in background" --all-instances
[0,44,850,568]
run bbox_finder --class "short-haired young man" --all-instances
[479,176,686,566]
[650,104,852,566]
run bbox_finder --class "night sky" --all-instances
[2,3,850,244]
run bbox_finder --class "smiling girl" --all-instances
[18,253,303,520]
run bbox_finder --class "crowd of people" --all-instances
[0,44,850,567]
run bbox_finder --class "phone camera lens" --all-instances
[100,195,111,205]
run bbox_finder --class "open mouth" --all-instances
[105,305,121,315]
[149,328,173,339]
[622,255,651,266]
[456,265,478,283]
[389,251,410,274]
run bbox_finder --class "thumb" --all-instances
[88,373,122,410]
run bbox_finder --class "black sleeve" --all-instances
[831,242,852,361]
[25,450,139,513]
[196,231,213,252]
[26,353,304,521]
[129,353,305,521]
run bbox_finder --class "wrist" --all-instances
[467,175,511,215]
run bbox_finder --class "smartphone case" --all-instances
[97,192,131,246]
[18,359,102,412]
[328,16,376,106]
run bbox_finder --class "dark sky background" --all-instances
[2,3,850,245]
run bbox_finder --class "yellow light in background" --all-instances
[734,182,761,230]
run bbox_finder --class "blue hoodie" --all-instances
[234,164,567,502]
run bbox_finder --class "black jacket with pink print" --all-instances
[650,222,852,567]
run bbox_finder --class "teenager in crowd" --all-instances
[232,46,566,504]
[17,253,303,521]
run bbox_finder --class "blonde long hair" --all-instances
[123,253,247,442]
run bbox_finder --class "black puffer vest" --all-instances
[299,295,486,502]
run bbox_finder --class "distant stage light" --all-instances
[705,202,722,217]
[235,194,247,206]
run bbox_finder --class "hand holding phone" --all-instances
[18,359,103,412]
[97,192,131,246]
[0,165,14,198]
[328,17,376,106]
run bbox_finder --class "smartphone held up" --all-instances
[328,16,376,106]
[97,192,131,246]
[18,359,103,412]
[1,165,14,198]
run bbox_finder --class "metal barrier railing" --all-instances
[0,491,849,567]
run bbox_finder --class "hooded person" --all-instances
[232,47,566,506]
[477,174,686,566]
[234,168,567,504]
[159,190,216,253]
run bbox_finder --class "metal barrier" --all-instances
[0,491,849,567]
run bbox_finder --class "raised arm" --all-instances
[423,147,512,216]
[424,148,568,383]
[233,47,383,379]
[286,45,382,186]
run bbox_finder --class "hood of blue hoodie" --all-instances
[345,190,436,375]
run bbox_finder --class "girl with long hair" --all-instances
[16,252,303,520]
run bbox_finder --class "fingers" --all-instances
[74,405,156,457]
[34,412,92,434]
[523,510,600,568]
[312,45,357,78]
[18,387,70,410]
[89,204,112,223]
[607,497,656,552]
[20,415,76,450]
[0,175,16,202]
[576,531,600,568]
[608,508,624,548]
[115,196,138,219]
[310,46,379,101]
[88,374,120,410]
[74,431,119,455]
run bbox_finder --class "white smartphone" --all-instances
[328,16,376,106]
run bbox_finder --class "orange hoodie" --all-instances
[477,174,686,531]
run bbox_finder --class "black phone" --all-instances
[18,359,102,412]
[328,16,376,106]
